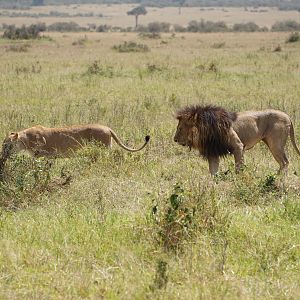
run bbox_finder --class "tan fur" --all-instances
[174,108,300,175]
[1,124,150,160]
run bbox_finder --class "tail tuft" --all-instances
[145,135,150,142]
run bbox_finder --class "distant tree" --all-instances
[127,6,147,28]
[32,0,44,5]
[178,0,185,15]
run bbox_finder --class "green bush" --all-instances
[151,184,196,250]
[271,20,300,31]
[112,41,150,53]
[84,60,114,77]
[233,22,263,32]
[48,21,85,32]
[286,32,300,43]
[187,20,229,32]
[148,22,170,33]
[2,24,45,39]
[96,24,111,32]
[139,32,161,39]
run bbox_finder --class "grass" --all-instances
[0,31,299,299]
[0,5,299,28]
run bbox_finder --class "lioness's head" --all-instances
[1,132,26,160]
[174,110,199,149]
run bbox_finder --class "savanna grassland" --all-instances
[0,30,300,299]
[0,4,299,28]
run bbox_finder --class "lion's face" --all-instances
[1,132,25,159]
[174,118,198,149]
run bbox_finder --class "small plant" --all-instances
[0,154,73,209]
[112,41,149,53]
[208,62,218,72]
[273,45,282,52]
[150,260,168,290]
[152,184,195,250]
[286,32,300,43]
[146,63,163,73]
[85,60,114,77]
[211,42,225,49]
[260,174,279,193]
[139,32,161,39]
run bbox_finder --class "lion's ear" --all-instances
[175,114,182,120]
[10,132,18,140]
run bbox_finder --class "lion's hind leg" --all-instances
[263,137,289,175]
[228,128,244,173]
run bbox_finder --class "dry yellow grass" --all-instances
[0,4,299,28]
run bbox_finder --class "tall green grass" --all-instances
[0,32,299,299]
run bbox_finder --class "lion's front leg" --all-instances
[208,156,220,175]
[228,128,244,173]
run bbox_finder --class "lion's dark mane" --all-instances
[176,105,237,159]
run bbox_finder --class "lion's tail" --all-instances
[110,130,150,152]
[290,121,300,156]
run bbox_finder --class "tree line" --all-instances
[0,0,300,11]
[2,19,300,39]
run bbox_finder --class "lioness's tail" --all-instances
[110,130,150,152]
[290,121,300,156]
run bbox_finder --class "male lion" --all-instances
[1,124,150,162]
[174,105,300,175]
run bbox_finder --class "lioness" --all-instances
[174,105,300,175]
[1,124,150,161]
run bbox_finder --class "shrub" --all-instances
[271,20,300,32]
[151,184,196,250]
[187,20,229,32]
[233,22,261,32]
[286,32,300,43]
[0,156,52,209]
[2,24,44,39]
[48,22,84,32]
[151,183,232,251]
[146,63,163,73]
[273,45,282,52]
[173,24,186,32]
[84,60,114,77]
[96,24,111,32]
[148,22,170,33]
[259,174,279,193]
[112,41,149,53]
[139,32,161,39]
